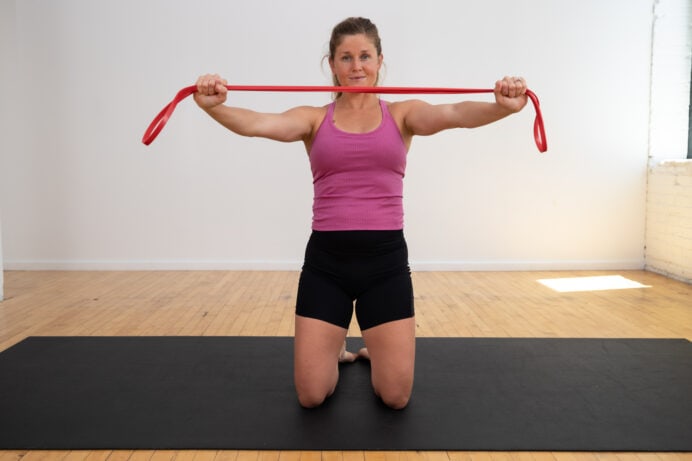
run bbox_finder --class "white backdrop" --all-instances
[0,0,664,270]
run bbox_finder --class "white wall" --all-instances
[0,220,3,301]
[648,0,691,161]
[644,0,692,283]
[0,0,16,298]
[646,161,692,283]
[0,0,666,271]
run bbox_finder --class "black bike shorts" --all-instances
[295,230,414,331]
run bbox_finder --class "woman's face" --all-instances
[329,33,383,87]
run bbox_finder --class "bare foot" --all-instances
[338,340,358,363]
[357,347,370,360]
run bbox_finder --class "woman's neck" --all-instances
[336,93,380,110]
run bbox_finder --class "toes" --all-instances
[358,347,371,360]
[339,350,358,363]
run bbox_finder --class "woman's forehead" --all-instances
[335,34,377,52]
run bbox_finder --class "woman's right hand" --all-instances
[193,74,228,110]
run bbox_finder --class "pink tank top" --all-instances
[309,100,408,231]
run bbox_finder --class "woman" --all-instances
[194,17,528,409]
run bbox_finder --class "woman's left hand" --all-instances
[494,76,529,113]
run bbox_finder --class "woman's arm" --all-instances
[193,74,318,143]
[400,76,529,137]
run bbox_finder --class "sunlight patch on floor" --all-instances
[537,275,651,293]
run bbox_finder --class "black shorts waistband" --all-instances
[307,230,405,255]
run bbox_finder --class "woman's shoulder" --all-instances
[289,104,331,148]
[385,99,427,137]
[286,104,330,119]
[279,104,330,133]
[286,103,329,112]
[386,99,428,114]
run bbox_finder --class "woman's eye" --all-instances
[360,54,370,61]
[341,56,352,62]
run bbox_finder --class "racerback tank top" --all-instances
[308,99,408,231]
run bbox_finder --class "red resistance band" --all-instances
[142,85,547,152]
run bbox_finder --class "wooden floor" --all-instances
[0,269,690,461]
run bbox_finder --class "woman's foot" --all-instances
[338,340,359,363]
[357,347,370,360]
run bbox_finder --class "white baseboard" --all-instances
[3,259,646,272]
[644,264,692,284]
[2,260,304,271]
[410,259,646,271]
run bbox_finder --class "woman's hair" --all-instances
[327,17,383,97]
[329,17,382,61]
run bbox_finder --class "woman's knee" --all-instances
[378,387,411,410]
[293,315,348,408]
[296,389,329,408]
[295,374,338,408]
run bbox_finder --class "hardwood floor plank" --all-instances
[1,270,690,461]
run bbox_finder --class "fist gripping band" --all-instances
[142,85,547,152]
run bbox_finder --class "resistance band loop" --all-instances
[142,85,547,152]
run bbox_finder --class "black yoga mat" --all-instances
[1,336,691,451]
